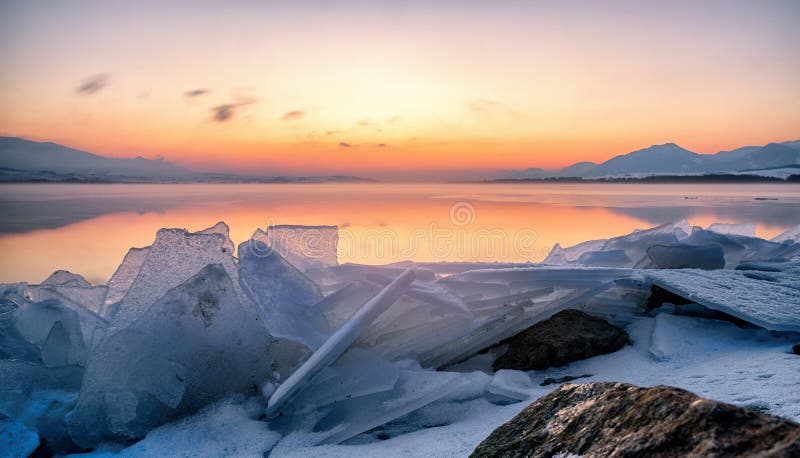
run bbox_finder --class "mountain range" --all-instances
[0,137,370,183]
[498,139,800,180]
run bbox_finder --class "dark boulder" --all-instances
[471,382,800,458]
[492,309,628,371]
[793,343,799,355]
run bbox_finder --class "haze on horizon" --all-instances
[1,0,799,180]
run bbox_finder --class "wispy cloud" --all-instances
[76,73,109,95]
[185,88,210,98]
[378,143,388,148]
[339,142,351,148]
[210,97,256,123]
[282,110,304,120]
[326,130,341,136]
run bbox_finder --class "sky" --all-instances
[0,0,799,179]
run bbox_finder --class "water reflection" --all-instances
[0,183,797,284]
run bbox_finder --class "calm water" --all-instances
[1,182,798,284]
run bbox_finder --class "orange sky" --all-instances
[1,1,799,179]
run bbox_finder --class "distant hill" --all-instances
[0,136,191,177]
[0,137,374,183]
[496,138,800,180]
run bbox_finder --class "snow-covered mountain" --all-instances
[496,139,800,179]
[0,136,191,177]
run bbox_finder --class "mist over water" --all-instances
[1,182,798,284]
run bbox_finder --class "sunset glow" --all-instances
[1,1,799,179]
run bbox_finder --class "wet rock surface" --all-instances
[492,309,628,371]
[471,382,800,458]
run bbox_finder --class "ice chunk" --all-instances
[114,397,281,457]
[542,243,567,265]
[772,224,800,244]
[110,227,239,327]
[67,264,276,446]
[0,309,41,363]
[683,228,791,268]
[238,229,324,348]
[576,249,631,267]
[285,348,400,415]
[0,389,79,455]
[41,270,90,288]
[266,225,339,272]
[266,269,415,419]
[707,222,756,237]
[644,244,725,270]
[559,238,607,262]
[14,299,87,367]
[197,221,235,254]
[103,247,149,313]
[645,268,800,331]
[487,370,535,401]
[313,369,469,445]
[0,360,83,394]
[0,413,39,458]
[600,222,683,267]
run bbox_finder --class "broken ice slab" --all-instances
[772,224,800,244]
[707,222,756,237]
[283,348,400,415]
[25,284,110,348]
[682,228,793,269]
[310,264,435,293]
[576,249,632,267]
[642,244,725,270]
[313,369,470,445]
[109,227,240,328]
[198,221,236,254]
[41,270,90,288]
[644,268,800,332]
[454,266,638,290]
[488,370,535,401]
[103,246,149,312]
[14,299,87,367]
[266,269,415,419]
[67,264,276,447]
[238,229,325,348]
[265,225,339,272]
[598,222,687,267]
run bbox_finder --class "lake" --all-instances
[1,182,798,284]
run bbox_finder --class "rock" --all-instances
[540,374,591,386]
[793,343,800,355]
[471,382,800,458]
[492,309,628,371]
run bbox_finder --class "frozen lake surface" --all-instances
[1,182,798,283]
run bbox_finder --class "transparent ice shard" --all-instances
[313,369,469,445]
[707,222,756,237]
[266,225,339,272]
[110,227,239,327]
[67,264,276,447]
[266,269,415,419]
[103,246,149,313]
[41,270,90,288]
[238,229,325,348]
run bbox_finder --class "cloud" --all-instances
[185,88,210,98]
[325,130,341,136]
[282,110,304,120]
[76,73,109,95]
[210,97,257,123]
[468,98,498,112]
[358,119,373,126]
[211,104,237,122]
[378,143,388,148]
[339,142,351,148]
